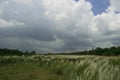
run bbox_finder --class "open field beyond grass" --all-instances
[0,55,120,80]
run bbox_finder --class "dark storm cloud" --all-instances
[0,26,55,41]
[54,28,93,52]
[0,0,56,42]
[61,39,92,51]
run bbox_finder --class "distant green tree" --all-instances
[30,51,36,55]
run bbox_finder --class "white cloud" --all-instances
[12,0,32,4]
[44,0,93,20]
[110,0,120,11]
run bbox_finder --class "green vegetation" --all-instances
[0,46,120,56]
[0,62,65,80]
[0,55,120,80]
[62,46,120,56]
[0,47,120,80]
[0,48,36,56]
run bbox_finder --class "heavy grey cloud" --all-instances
[0,0,120,53]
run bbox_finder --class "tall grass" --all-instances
[0,55,120,80]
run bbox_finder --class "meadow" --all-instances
[0,55,120,80]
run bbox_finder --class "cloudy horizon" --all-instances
[0,0,120,53]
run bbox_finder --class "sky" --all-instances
[0,0,120,53]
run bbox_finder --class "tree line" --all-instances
[0,48,36,56]
[0,46,120,56]
[66,46,120,56]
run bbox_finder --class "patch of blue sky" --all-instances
[87,0,110,15]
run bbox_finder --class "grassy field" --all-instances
[0,55,120,80]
